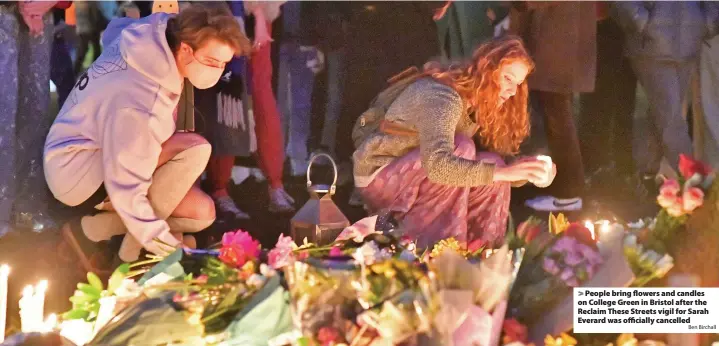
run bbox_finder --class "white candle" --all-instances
[584,220,596,240]
[0,265,9,343]
[43,313,57,333]
[600,220,611,235]
[19,285,34,332]
[535,155,553,186]
[35,280,48,331]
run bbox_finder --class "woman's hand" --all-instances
[493,157,549,183]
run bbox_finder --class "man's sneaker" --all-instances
[525,196,583,212]
[214,196,250,220]
[269,187,296,213]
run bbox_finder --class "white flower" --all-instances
[654,254,674,277]
[114,279,142,299]
[247,274,267,288]
[353,241,382,265]
[260,263,276,277]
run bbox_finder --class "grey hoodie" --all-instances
[44,13,183,252]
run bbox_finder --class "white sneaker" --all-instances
[525,196,582,212]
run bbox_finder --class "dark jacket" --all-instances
[510,1,597,93]
[613,1,719,62]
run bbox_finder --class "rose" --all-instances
[218,230,260,268]
[679,154,712,179]
[657,191,681,210]
[502,318,529,344]
[268,234,297,269]
[659,179,680,196]
[329,246,343,257]
[516,217,542,244]
[563,223,597,249]
[666,202,686,217]
[317,326,342,346]
[682,187,704,213]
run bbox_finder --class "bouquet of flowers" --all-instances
[508,215,603,323]
[622,230,674,287]
[653,155,714,248]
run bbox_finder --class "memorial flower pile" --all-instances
[508,214,604,323]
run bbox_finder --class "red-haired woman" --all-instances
[353,36,555,251]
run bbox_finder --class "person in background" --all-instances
[433,0,509,60]
[354,37,555,251]
[117,2,141,19]
[276,1,325,177]
[614,2,718,185]
[44,5,251,268]
[0,1,60,237]
[245,1,296,212]
[73,1,107,75]
[198,0,256,221]
[510,1,596,212]
[51,1,76,109]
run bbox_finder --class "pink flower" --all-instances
[516,217,542,244]
[666,202,686,217]
[578,244,603,267]
[196,274,208,284]
[679,154,712,179]
[218,230,260,268]
[267,234,297,269]
[659,179,681,196]
[559,268,575,283]
[682,187,705,213]
[317,326,342,345]
[657,191,681,209]
[329,246,343,257]
[335,215,379,242]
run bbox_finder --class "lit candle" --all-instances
[35,280,48,331]
[19,285,34,332]
[535,155,553,186]
[43,313,57,333]
[0,265,9,343]
[600,220,611,235]
[584,220,596,240]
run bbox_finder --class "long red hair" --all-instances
[425,36,534,156]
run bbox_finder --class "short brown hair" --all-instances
[166,3,251,57]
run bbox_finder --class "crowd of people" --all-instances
[0,1,717,272]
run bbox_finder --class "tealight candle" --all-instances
[0,265,9,342]
[535,155,553,186]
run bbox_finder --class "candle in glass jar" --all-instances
[584,220,596,240]
[0,265,9,342]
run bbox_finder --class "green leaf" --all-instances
[107,265,129,295]
[62,309,90,321]
[77,283,102,298]
[297,337,311,346]
[70,294,97,306]
[87,272,104,291]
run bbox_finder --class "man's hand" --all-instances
[18,1,57,37]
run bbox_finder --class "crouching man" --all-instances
[44,4,251,268]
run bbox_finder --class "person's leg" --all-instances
[81,133,215,261]
[320,48,346,157]
[50,34,76,109]
[0,9,19,235]
[250,23,294,212]
[74,33,89,75]
[276,43,292,147]
[206,154,249,220]
[286,46,317,176]
[631,59,694,172]
[14,12,55,231]
[466,152,510,252]
[90,31,101,61]
[538,91,585,199]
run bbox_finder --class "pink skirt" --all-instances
[359,136,510,252]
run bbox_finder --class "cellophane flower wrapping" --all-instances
[509,232,603,323]
[283,257,360,344]
[429,245,523,346]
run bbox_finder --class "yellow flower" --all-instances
[616,333,638,346]
[549,213,570,235]
[429,238,467,258]
[544,333,577,346]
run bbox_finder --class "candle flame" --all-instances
[600,220,611,234]
[22,285,33,297]
[584,220,595,240]
[0,264,8,276]
[36,280,48,293]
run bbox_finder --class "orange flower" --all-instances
[544,333,577,346]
